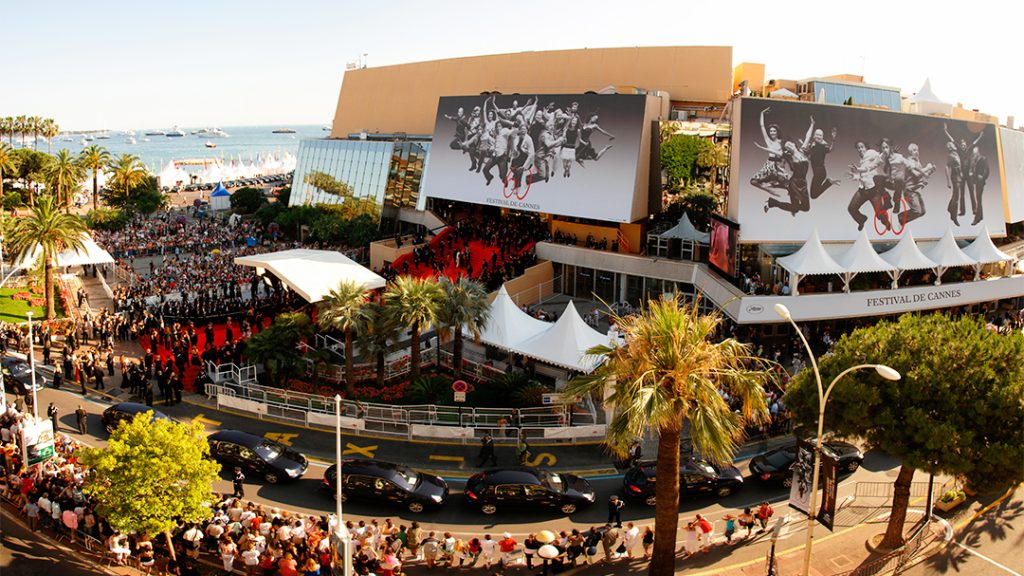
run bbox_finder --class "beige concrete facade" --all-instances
[331,46,732,137]
[733,62,765,93]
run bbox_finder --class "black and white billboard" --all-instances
[422,94,647,222]
[734,98,1004,242]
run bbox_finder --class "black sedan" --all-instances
[2,357,44,395]
[322,460,448,513]
[207,430,308,483]
[101,402,171,434]
[464,467,595,515]
[624,458,744,506]
[749,439,864,486]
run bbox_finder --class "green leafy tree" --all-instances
[357,302,400,387]
[106,153,149,208]
[44,149,85,212]
[384,275,442,380]
[697,141,729,193]
[661,134,712,188]
[229,186,265,214]
[246,312,314,387]
[42,119,59,155]
[78,144,110,210]
[668,185,719,231]
[80,414,221,562]
[105,172,166,215]
[7,195,87,318]
[85,207,129,231]
[11,148,52,206]
[0,143,18,215]
[784,313,1024,549]
[318,280,370,398]
[563,298,772,576]
[436,277,490,379]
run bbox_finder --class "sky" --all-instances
[2,0,1020,131]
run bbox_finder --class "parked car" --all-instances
[101,402,171,433]
[1,357,44,395]
[322,460,448,513]
[748,439,864,486]
[464,467,595,515]
[207,430,308,483]
[623,458,744,506]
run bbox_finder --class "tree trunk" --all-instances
[879,464,916,549]
[344,329,355,398]
[410,323,421,380]
[375,348,385,387]
[93,171,98,211]
[44,259,55,320]
[164,530,177,563]
[453,330,463,379]
[650,419,682,576]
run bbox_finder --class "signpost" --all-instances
[452,380,468,424]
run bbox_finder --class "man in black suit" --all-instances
[968,146,990,225]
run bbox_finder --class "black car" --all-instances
[464,467,595,515]
[623,458,744,506]
[207,429,308,483]
[2,357,44,395]
[101,402,171,433]
[749,439,864,486]
[322,460,448,513]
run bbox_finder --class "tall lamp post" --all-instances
[334,394,353,576]
[27,311,38,420]
[774,304,901,576]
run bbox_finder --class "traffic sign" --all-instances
[452,380,468,393]
[454,391,466,403]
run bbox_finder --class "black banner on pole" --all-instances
[818,449,839,531]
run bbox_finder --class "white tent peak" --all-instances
[770,88,798,99]
[923,227,976,268]
[473,285,550,351]
[514,300,610,373]
[777,228,845,275]
[909,78,945,104]
[835,229,896,273]
[660,212,710,243]
[962,227,1014,264]
[878,230,936,270]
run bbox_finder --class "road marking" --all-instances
[343,442,377,458]
[952,541,1022,576]
[523,452,557,467]
[955,483,1022,531]
[191,413,221,427]
[265,432,298,446]
[428,455,464,463]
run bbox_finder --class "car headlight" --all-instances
[583,492,595,502]
[430,494,443,503]
[286,467,302,477]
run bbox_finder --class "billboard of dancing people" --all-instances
[422,94,647,222]
[732,98,1004,242]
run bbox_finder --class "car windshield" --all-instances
[764,446,797,468]
[393,468,419,489]
[539,471,565,492]
[691,462,716,476]
[254,442,283,461]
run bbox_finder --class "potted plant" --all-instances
[934,488,967,512]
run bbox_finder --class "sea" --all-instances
[35,125,326,173]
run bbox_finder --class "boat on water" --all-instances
[144,129,166,136]
[126,135,137,145]
[95,132,111,140]
[272,128,296,134]
[79,137,88,146]
[197,127,230,138]
[166,127,186,137]
[205,141,217,148]
[83,134,95,142]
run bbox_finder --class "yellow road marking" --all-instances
[343,442,377,458]
[428,455,464,462]
[523,452,557,467]
[955,483,1022,531]
[264,432,298,446]
[191,413,222,427]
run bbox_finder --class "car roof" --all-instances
[474,467,543,486]
[106,403,170,419]
[208,429,267,448]
[328,460,409,480]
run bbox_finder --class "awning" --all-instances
[878,230,937,270]
[962,227,1014,264]
[923,228,976,268]
[777,229,845,276]
[834,230,897,274]
[514,301,610,373]
[235,249,385,303]
[473,285,551,351]
[15,233,116,269]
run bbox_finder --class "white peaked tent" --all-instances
[158,161,189,188]
[771,88,798,99]
[234,249,385,303]
[923,228,976,285]
[514,301,611,373]
[660,212,710,243]
[777,229,845,295]
[15,233,115,269]
[907,78,953,117]
[879,230,937,288]
[473,285,551,351]
[834,230,897,292]
[962,227,1015,279]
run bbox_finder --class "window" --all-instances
[495,485,524,498]
[345,475,376,490]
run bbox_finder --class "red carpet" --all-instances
[136,320,268,392]
[390,227,535,281]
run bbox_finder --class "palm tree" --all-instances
[45,149,86,212]
[563,297,773,576]
[0,143,18,216]
[383,276,443,380]
[697,141,730,193]
[15,116,28,148]
[357,302,399,387]
[29,116,43,150]
[0,118,12,145]
[42,119,60,155]
[436,277,490,379]
[79,145,110,210]
[317,280,370,398]
[108,153,147,203]
[7,195,87,319]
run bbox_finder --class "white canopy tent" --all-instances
[962,227,1015,280]
[472,285,551,351]
[777,229,845,295]
[923,228,976,285]
[234,249,385,303]
[878,230,937,288]
[15,233,116,269]
[833,230,897,292]
[514,301,611,373]
[660,212,710,244]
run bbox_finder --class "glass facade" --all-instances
[806,81,901,111]
[383,142,431,209]
[290,139,393,219]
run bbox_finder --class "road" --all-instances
[0,507,109,576]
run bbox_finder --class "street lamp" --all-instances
[536,530,558,576]
[334,394,353,576]
[774,304,901,576]
[27,311,38,420]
